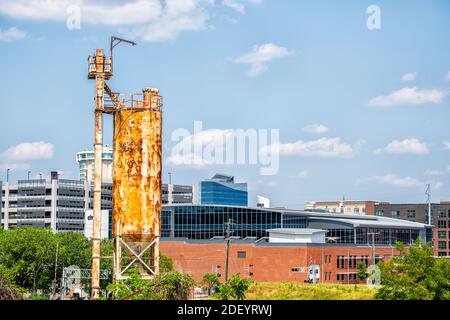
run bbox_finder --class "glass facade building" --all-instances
[200,174,248,206]
[161,204,430,245]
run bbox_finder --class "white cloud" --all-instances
[368,87,448,107]
[358,174,423,188]
[222,0,263,14]
[442,141,450,150]
[0,26,26,41]
[0,142,54,161]
[401,72,417,82]
[261,137,354,158]
[375,138,429,155]
[222,0,245,14]
[358,174,443,190]
[0,0,162,24]
[0,0,218,42]
[0,141,54,173]
[166,129,233,168]
[234,43,293,77]
[425,165,450,176]
[302,124,329,134]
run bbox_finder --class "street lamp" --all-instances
[27,170,31,181]
[6,168,10,183]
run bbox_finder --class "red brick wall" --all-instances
[160,241,400,284]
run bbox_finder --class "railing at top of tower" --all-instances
[103,92,163,112]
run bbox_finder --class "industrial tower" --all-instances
[88,37,163,299]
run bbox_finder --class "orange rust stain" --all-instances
[112,106,162,243]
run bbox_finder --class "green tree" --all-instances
[357,261,368,283]
[160,254,174,273]
[0,228,101,296]
[106,268,148,300]
[142,271,195,300]
[106,269,194,300]
[202,273,220,295]
[376,238,450,300]
[0,227,56,294]
[216,274,254,300]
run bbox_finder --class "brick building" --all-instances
[373,201,450,256]
[161,239,401,284]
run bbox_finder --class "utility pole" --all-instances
[224,219,235,281]
[6,168,10,183]
[168,172,172,185]
[91,49,106,300]
[426,184,432,226]
[27,170,31,181]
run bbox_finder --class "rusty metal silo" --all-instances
[112,88,162,278]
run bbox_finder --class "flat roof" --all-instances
[163,204,432,229]
[267,228,327,235]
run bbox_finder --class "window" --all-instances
[337,256,346,269]
[291,267,302,273]
[438,231,447,239]
[391,211,400,218]
[438,241,447,250]
[438,210,447,219]
[438,220,447,229]
[337,274,346,281]
[237,251,246,259]
[354,207,360,214]
[376,210,384,217]
[438,252,447,257]
[407,210,416,219]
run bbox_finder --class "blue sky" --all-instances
[0,0,449,208]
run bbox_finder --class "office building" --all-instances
[161,204,431,245]
[200,174,248,206]
[76,145,113,183]
[84,209,111,240]
[1,172,112,232]
[161,238,405,285]
[163,184,196,205]
[257,195,270,208]
[159,204,430,285]
[1,173,194,234]
[373,201,450,257]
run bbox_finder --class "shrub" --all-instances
[216,274,254,300]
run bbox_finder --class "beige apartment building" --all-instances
[305,200,389,216]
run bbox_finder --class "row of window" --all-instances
[337,273,358,282]
[337,255,371,269]
[437,241,450,250]
[376,209,450,219]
